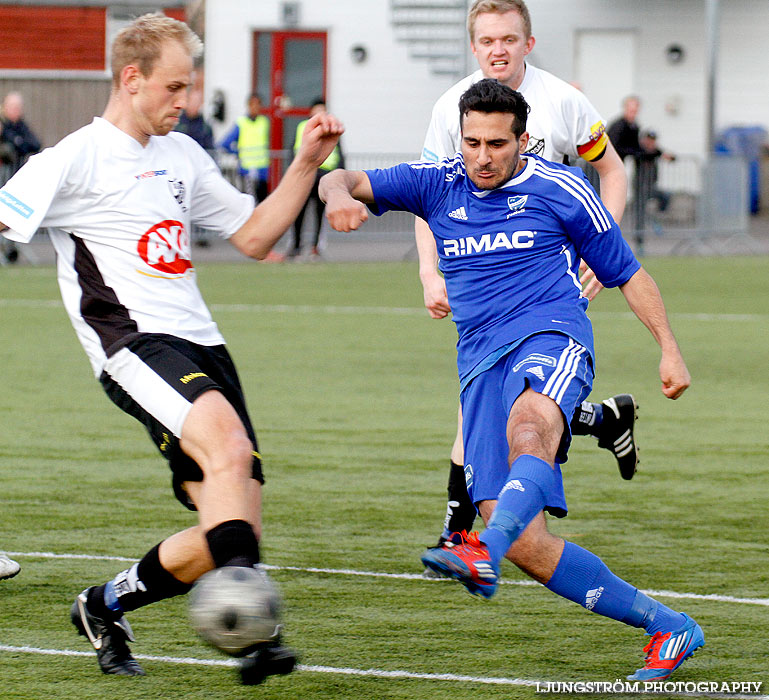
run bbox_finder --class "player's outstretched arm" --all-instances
[619,267,691,399]
[580,141,628,301]
[317,169,373,232]
[229,113,344,259]
[415,217,450,319]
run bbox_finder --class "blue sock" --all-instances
[545,542,686,633]
[103,579,124,615]
[479,455,554,565]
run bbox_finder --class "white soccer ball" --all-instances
[189,566,282,656]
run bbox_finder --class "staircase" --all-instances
[390,0,469,79]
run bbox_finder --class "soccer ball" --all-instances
[189,566,282,656]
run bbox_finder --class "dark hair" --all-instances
[311,97,326,109]
[458,79,530,136]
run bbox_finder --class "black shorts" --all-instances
[99,333,264,510]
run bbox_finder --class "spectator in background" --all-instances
[220,93,270,203]
[638,130,675,220]
[1,92,41,263]
[175,87,214,152]
[176,87,217,247]
[288,99,345,260]
[607,95,642,162]
[1,92,41,172]
[608,96,647,252]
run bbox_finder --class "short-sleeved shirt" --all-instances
[421,64,609,165]
[0,117,254,376]
[365,154,639,383]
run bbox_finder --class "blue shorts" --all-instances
[460,333,594,517]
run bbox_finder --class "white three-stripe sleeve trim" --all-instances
[534,160,611,229]
[533,162,611,232]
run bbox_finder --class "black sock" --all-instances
[88,543,193,620]
[442,460,476,539]
[569,400,604,437]
[205,519,261,569]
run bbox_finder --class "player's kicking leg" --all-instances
[424,376,702,681]
[71,343,295,683]
[423,393,638,577]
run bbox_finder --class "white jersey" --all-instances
[0,117,254,376]
[421,64,609,164]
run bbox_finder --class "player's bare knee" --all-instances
[201,432,254,481]
[507,420,549,460]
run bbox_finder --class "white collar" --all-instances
[471,156,536,197]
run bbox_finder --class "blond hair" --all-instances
[111,13,203,85]
[467,0,532,41]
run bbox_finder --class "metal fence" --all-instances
[217,150,421,240]
[1,150,758,264]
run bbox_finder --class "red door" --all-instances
[252,31,327,189]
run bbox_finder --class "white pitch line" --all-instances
[0,644,537,687]
[0,298,766,322]
[6,550,769,607]
[1,646,766,700]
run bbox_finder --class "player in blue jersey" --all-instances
[319,80,703,681]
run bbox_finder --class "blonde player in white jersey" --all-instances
[417,0,640,560]
[0,13,342,685]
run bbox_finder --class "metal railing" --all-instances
[1,150,758,264]
[216,150,421,239]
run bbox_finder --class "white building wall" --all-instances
[527,0,708,157]
[717,0,769,131]
[205,0,769,160]
[204,0,456,155]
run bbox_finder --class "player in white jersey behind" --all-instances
[417,0,640,559]
[319,78,703,683]
[0,13,342,685]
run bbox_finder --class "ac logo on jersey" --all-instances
[137,219,192,276]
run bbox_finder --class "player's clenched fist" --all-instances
[296,113,345,170]
[324,195,369,232]
[318,169,376,232]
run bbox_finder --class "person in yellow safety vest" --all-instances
[219,93,270,202]
[288,100,344,259]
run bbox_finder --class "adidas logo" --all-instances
[473,562,498,581]
[499,479,525,496]
[585,586,605,610]
[448,206,468,220]
[526,365,545,382]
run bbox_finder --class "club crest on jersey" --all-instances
[508,195,527,211]
[524,137,545,155]
[168,178,187,212]
[137,219,192,276]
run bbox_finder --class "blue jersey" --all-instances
[365,153,639,383]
